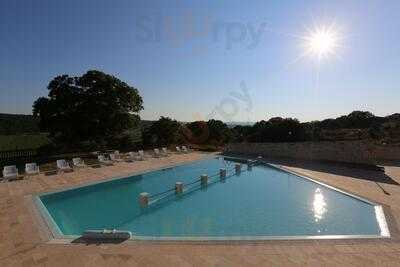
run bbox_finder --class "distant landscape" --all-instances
[1,110,399,154]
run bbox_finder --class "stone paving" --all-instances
[1,152,400,266]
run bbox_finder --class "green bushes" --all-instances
[184,119,233,145]
[242,117,305,143]
[143,117,182,147]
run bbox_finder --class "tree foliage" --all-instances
[207,119,233,143]
[143,117,182,146]
[33,70,143,149]
[183,120,232,145]
[184,121,211,144]
[244,117,304,143]
[231,111,400,143]
[144,111,400,146]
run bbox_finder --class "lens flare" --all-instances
[304,25,340,59]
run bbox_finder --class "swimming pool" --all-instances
[36,157,390,240]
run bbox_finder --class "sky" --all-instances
[1,0,399,123]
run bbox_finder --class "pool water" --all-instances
[39,157,389,239]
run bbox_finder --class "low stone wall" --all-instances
[224,141,400,165]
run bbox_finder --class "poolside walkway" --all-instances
[1,152,400,266]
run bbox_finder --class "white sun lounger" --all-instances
[110,153,123,162]
[181,146,189,153]
[138,150,145,160]
[161,147,169,156]
[57,160,72,173]
[153,148,161,158]
[114,150,123,160]
[72,158,86,168]
[109,153,117,162]
[98,155,113,166]
[127,152,136,161]
[25,163,40,175]
[2,165,18,181]
[176,146,182,153]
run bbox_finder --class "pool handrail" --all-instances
[146,162,252,202]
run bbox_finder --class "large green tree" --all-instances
[247,117,304,142]
[143,116,182,146]
[33,70,143,149]
[184,119,232,145]
[206,119,233,144]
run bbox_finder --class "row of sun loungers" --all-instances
[1,146,191,181]
[2,163,41,180]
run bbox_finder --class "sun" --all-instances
[304,25,339,59]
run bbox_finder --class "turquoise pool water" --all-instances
[39,157,389,239]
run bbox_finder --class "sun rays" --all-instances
[303,23,341,61]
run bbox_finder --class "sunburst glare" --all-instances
[304,24,341,60]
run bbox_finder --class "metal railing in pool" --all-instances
[140,159,259,207]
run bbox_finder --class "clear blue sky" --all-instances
[1,0,399,122]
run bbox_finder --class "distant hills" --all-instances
[225,121,255,127]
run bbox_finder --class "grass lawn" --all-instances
[0,134,50,152]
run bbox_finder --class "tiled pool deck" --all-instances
[1,152,400,266]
